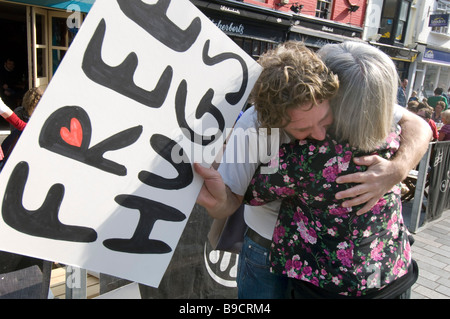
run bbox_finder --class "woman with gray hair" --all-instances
[319,41,398,152]
[244,41,418,298]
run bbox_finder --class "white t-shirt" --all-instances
[218,105,405,239]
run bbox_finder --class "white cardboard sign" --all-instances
[0,0,261,287]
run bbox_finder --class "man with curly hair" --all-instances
[195,41,431,298]
[243,41,420,299]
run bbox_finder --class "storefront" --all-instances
[193,0,365,59]
[191,0,292,59]
[0,0,93,130]
[288,15,363,50]
[368,41,419,87]
[413,46,450,98]
[0,0,93,91]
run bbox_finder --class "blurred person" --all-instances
[438,110,450,141]
[427,87,448,110]
[0,57,25,108]
[397,78,408,107]
[1,88,43,167]
[408,90,418,102]
[417,102,438,141]
[432,100,444,124]
[11,87,42,128]
[0,97,27,161]
[407,100,419,114]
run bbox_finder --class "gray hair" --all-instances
[318,41,398,152]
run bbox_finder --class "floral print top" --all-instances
[244,127,413,297]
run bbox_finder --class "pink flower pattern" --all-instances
[244,128,412,297]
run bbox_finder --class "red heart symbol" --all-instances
[60,118,83,147]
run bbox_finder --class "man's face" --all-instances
[284,100,333,141]
[402,79,408,88]
[4,60,15,72]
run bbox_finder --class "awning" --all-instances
[4,0,94,12]
[368,41,419,62]
[289,25,360,49]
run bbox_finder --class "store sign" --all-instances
[423,47,450,65]
[220,5,241,15]
[429,13,449,27]
[205,12,285,43]
[211,19,245,35]
[0,0,261,288]
[295,18,362,38]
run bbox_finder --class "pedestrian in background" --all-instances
[397,78,408,107]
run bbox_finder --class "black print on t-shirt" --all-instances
[138,133,193,189]
[103,194,186,254]
[82,19,173,108]
[2,162,98,243]
[39,106,142,176]
[117,0,201,52]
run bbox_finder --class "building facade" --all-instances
[0,0,92,130]
[2,0,450,110]
[0,0,369,98]
[410,0,450,99]
[0,0,90,93]
[192,0,366,59]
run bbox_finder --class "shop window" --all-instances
[424,64,439,97]
[230,36,277,60]
[32,8,49,88]
[316,0,332,19]
[439,67,450,89]
[50,15,78,75]
[379,0,411,45]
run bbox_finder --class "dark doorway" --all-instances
[0,3,28,132]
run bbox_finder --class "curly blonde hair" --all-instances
[22,87,43,117]
[249,41,339,129]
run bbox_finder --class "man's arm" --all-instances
[194,163,243,219]
[335,110,432,215]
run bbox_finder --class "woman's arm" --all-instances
[0,98,27,131]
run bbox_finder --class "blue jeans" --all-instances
[237,234,289,299]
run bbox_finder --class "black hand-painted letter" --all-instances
[117,0,201,52]
[138,133,193,189]
[175,80,224,146]
[103,195,186,254]
[202,40,249,105]
[82,19,173,108]
[39,106,142,176]
[2,162,97,242]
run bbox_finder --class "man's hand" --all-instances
[335,155,405,216]
[335,109,432,216]
[194,163,243,219]
[195,163,227,212]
